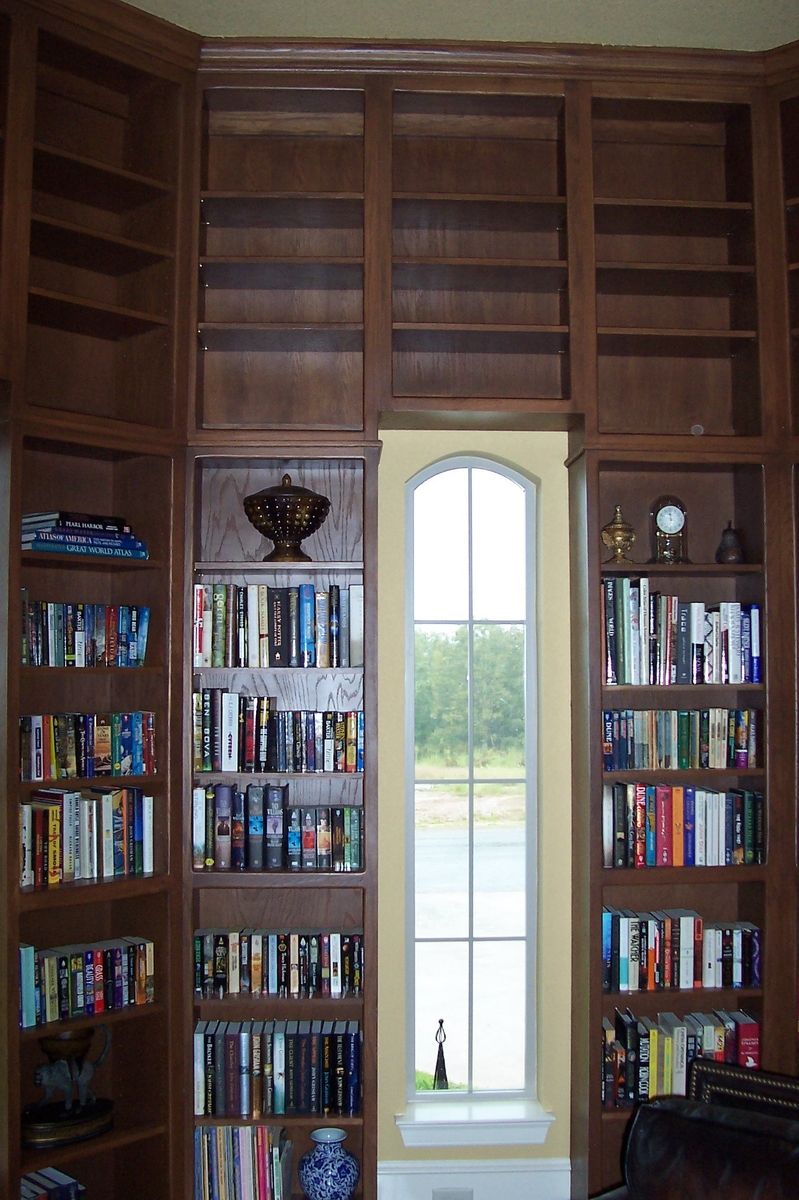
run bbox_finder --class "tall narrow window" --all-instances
[407,457,538,1102]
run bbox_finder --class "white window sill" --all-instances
[395,1098,555,1148]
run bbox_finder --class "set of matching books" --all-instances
[194,1124,292,1200]
[20,785,154,888]
[601,577,762,687]
[193,581,364,670]
[21,594,150,667]
[602,1006,760,1109]
[602,781,766,869]
[194,928,364,1001]
[602,907,761,994]
[19,710,157,781]
[192,783,363,874]
[18,934,155,1028]
[193,691,364,774]
[193,1018,361,1119]
[21,510,149,560]
[21,1167,85,1199]
[602,707,759,771]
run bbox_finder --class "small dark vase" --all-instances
[298,1127,359,1200]
[715,522,745,564]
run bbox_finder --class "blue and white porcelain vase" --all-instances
[298,1127,360,1200]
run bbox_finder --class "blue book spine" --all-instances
[683,785,696,865]
[23,539,149,559]
[602,711,615,771]
[136,606,151,665]
[299,583,316,667]
[601,909,612,992]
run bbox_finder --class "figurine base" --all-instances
[22,1098,113,1149]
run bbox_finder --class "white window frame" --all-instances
[396,454,554,1148]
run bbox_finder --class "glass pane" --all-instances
[473,783,526,938]
[414,468,469,620]
[414,624,468,777]
[472,940,526,1091]
[415,784,469,938]
[472,468,526,621]
[472,623,525,774]
[415,941,469,1091]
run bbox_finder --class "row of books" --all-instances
[192,1018,361,1119]
[192,692,364,774]
[603,1006,760,1109]
[601,578,762,686]
[194,928,364,1000]
[21,596,150,668]
[19,710,157,782]
[602,781,766,869]
[22,510,148,560]
[18,935,155,1028]
[20,785,154,889]
[602,707,759,771]
[21,1166,85,1200]
[602,907,761,994]
[194,1124,292,1200]
[193,582,364,670]
[192,784,364,874]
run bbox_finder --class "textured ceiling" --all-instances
[124,0,799,51]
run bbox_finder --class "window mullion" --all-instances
[466,466,475,1094]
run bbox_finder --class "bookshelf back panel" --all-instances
[781,95,799,201]
[195,885,364,931]
[21,441,175,562]
[393,263,567,325]
[199,265,363,325]
[597,463,764,566]
[36,33,180,185]
[393,331,569,399]
[201,197,364,258]
[596,347,760,438]
[393,198,566,260]
[24,321,173,428]
[196,667,363,714]
[195,460,364,565]
[35,1134,171,1199]
[592,101,753,204]
[205,136,363,194]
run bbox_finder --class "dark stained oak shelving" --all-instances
[0,12,797,1200]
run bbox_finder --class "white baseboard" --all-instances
[378,1157,572,1200]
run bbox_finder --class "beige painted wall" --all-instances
[376,429,573,1161]
[127,0,799,50]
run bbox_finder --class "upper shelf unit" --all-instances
[24,30,182,430]
[592,97,760,439]
[780,93,799,434]
[390,89,569,412]
[196,87,365,432]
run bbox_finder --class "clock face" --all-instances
[656,504,685,535]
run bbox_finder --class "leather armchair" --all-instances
[595,1093,799,1199]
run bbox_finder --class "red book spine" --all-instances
[655,785,673,865]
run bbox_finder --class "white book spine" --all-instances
[349,583,364,668]
[220,692,240,771]
[247,585,260,669]
[19,804,34,887]
[101,794,115,878]
[142,794,154,873]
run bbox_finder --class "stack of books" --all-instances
[21,511,149,560]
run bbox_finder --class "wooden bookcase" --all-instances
[184,448,378,1196]
[0,3,195,1199]
[781,91,799,432]
[592,97,760,439]
[0,6,797,1200]
[389,86,570,417]
[195,82,367,433]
